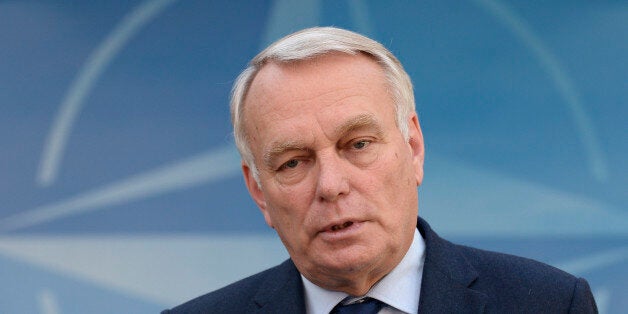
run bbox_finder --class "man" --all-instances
[164,27,597,313]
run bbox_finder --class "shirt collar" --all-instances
[302,229,426,314]
[301,276,346,314]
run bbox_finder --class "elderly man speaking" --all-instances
[163,27,597,314]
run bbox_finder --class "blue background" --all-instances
[1,0,626,313]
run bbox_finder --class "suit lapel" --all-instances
[252,259,306,313]
[417,218,488,313]
[250,219,488,313]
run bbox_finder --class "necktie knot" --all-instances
[330,297,384,314]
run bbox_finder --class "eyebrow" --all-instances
[334,113,384,139]
[263,141,310,169]
[261,114,384,168]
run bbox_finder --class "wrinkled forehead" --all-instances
[241,53,397,160]
[242,53,391,123]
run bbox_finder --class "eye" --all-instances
[352,140,370,150]
[279,159,299,170]
[344,138,377,167]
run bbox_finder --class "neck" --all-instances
[307,249,407,296]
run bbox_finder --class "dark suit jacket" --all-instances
[163,218,597,313]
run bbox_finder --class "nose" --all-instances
[315,151,350,202]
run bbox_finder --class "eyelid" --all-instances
[266,146,311,169]
[360,139,372,146]
[277,158,298,171]
[345,137,374,148]
[275,152,311,172]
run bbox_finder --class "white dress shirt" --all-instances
[302,229,426,314]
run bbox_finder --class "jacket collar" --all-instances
[253,218,488,313]
[417,217,488,312]
[252,259,306,313]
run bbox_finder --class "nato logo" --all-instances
[0,1,625,313]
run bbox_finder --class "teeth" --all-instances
[330,221,353,231]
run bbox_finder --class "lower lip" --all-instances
[318,221,365,241]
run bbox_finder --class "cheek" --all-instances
[377,149,418,215]
[265,181,316,224]
[380,150,412,187]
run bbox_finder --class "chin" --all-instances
[318,250,380,275]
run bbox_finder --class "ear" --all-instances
[242,161,274,228]
[407,114,425,186]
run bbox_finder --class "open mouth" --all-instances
[330,221,353,231]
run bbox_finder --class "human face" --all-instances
[241,53,424,295]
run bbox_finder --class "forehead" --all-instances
[245,53,390,116]
[242,53,395,152]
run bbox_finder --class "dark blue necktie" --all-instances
[330,297,384,314]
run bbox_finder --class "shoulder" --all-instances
[417,218,597,312]
[457,242,577,289]
[420,217,582,290]
[456,243,597,312]
[163,260,299,314]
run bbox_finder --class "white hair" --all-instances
[230,27,416,183]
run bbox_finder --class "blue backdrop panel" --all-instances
[1,1,626,313]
